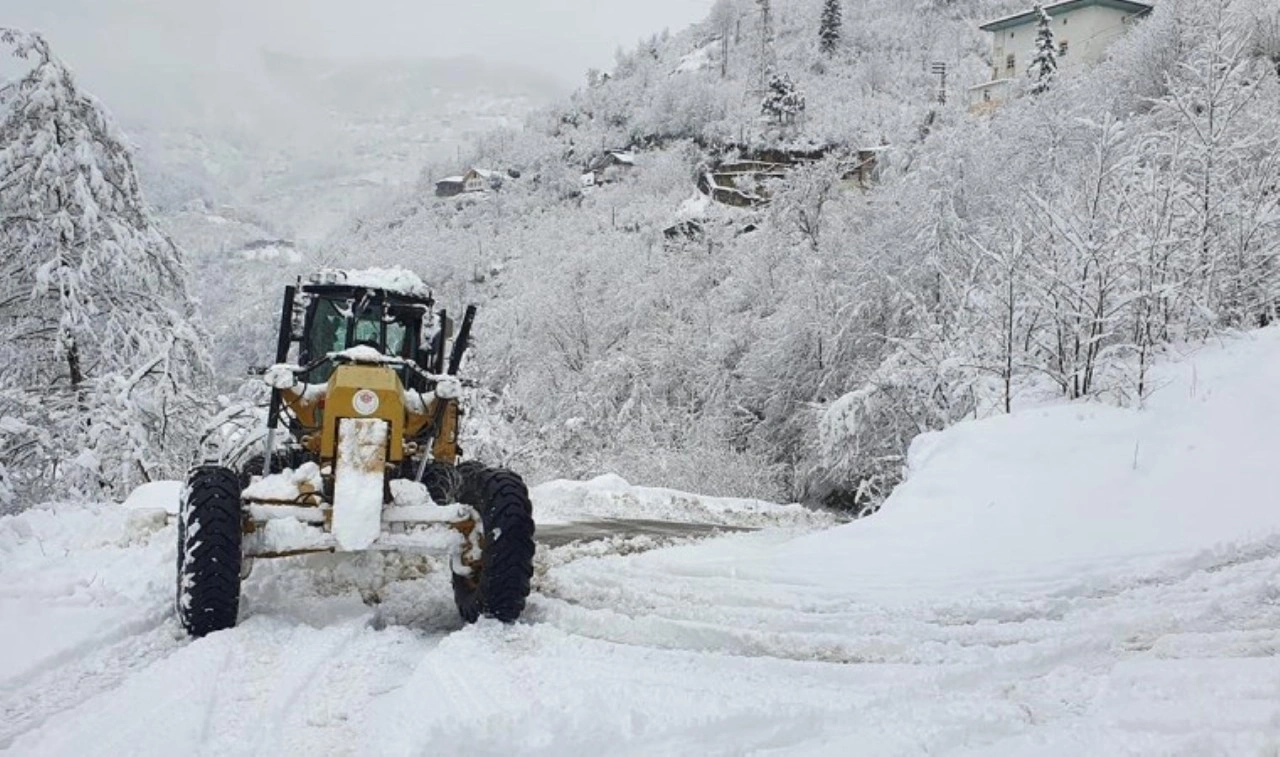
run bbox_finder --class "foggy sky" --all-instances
[5,0,716,87]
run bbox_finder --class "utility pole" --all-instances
[930,61,948,104]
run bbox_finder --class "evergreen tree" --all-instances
[1028,5,1059,94]
[0,29,209,508]
[820,0,843,55]
[761,71,806,124]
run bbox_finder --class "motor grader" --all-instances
[177,268,535,637]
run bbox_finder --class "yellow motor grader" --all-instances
[177,269,534,637]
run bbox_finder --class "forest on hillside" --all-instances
[325,0,1280,510]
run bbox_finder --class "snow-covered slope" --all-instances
[3,329,1280,754]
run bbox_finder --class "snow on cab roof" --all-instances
[308,267,431,298]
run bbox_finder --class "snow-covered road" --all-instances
[4,329,1280,755]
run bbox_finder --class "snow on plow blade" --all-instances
[239,420,482,560]
[332,417,387,550]
[241,502,480,559]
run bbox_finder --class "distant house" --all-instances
[695,147,886,208]
[435,168,503,198]
[704,161,786,207]
[581,149,636,186]
[968,0,1152,113]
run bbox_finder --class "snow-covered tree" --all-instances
[761,71,805,125]
[0,29,210,508]
[820,0,843,56]
[1028,5,1059,94]
[708,0,742,78]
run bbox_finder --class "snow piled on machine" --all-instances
[308,267,430,298]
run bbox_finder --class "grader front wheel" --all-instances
[452,466,536,624]
[177,466,243,637]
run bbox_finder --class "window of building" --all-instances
[1059,40,1069,56]
[1006,53,1016,72]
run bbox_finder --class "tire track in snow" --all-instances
[0,606,180,750]
[272,625,431,757]
[176,617,369,756]
[531,531,1280,675]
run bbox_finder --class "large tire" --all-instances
[177,466,243,637]
[413,461,464,504]
[452,466,536,624]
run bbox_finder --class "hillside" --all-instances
[309,0,1280,509]
[4,324,1278,754]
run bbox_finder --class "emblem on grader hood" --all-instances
[351,388,380,416]
[177,268,536,638]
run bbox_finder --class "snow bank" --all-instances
[0,502,173,690]
[531,473,837,529]
[120,480,181,515]
[647,328,1280,603]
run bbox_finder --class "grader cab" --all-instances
[177,269,535,637]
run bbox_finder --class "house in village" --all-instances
[435,168,504,198]
[698,160,787,208]
[968,0,1152,113]
[696,147,887,209]
[581,149,636,187]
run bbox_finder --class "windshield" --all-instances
[302,295,416,382]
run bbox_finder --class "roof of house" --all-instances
[437,168,501,186]
[589,150,635,169]
[979,0,1152,32]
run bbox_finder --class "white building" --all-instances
[969,0,1152,112]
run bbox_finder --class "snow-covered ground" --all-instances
[4,329,1280,754]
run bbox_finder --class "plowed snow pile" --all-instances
[531,473,837,528]
[3,329,1280,755]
